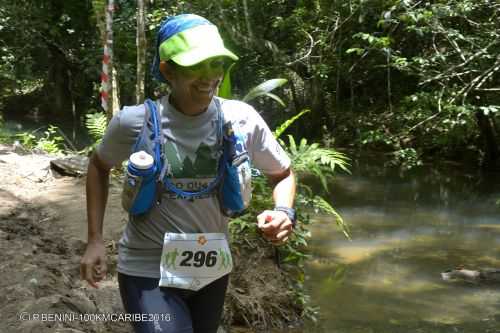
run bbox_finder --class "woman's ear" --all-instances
[159,61,174,82]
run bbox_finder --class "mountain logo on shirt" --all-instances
[164,141,219,178]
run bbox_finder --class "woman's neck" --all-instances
[169,94,208,116]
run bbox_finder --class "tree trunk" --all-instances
[136,0,146,103]
[111,66,120,116]
[242,0,254,47]
[95,0,120,121]
[475,110,500,170]
[106,0,120,118]
[46,44,71,118]
[307,75,328,140]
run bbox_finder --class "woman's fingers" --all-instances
[81,260,99,288]
[275,228,292,241]
[80,242,107,289]
[257,210,293,244]
[258,211,286,232]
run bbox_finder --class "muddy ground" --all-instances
[0,144,301,333]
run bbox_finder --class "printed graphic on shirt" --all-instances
[164,141,219,178]
[163,138,220,199]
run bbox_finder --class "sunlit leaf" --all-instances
[242,78,287,103]
[217,62,235,99]
[263,92,286,107]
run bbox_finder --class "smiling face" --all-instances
[160,58,226,116]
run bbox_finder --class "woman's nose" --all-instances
[199,65,223,80]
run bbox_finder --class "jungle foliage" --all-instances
[2,0,498,329]
[1,0,499,169]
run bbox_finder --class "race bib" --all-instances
[159,233,233,291]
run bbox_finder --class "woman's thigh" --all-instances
[118,273,193,333]
[118,273,229,333]
[188,275,229,333]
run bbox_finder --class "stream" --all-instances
[305,163,500,332]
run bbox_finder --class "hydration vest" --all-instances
[122,98,252,217]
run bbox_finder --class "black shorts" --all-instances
[118,272,229,333]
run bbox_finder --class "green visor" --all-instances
[159,25,238,67]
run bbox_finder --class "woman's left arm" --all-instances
[257,168,296,244]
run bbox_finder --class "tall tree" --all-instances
[96,0,120,120]
[136,0,147,103]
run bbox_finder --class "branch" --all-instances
[328,16,340,51]
[286,30,314,66]
[55,127,78,152]
[474,88,500,92]
[348,50,371,73]
[459,57,500,104]
[476,61,500,89]
[439,23,466,62]
[407,87,444,133]
[432,33,442,60]
[241,0,254,46]
[419,40,498,86]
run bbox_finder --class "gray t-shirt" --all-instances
[97,95,291,278]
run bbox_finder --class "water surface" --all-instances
[305,166,500,332]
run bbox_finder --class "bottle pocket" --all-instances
[121,172,144,213]
[220,153,252,217]
[121,167,157,215]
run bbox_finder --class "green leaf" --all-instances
[263,92,286,107]
[217,63,235,99]
[242,78,287,103]
[85,112,107,143]
[346,47,365,55]
[312,196,351,240]
[274,109,311,139]
[287,134,297,154]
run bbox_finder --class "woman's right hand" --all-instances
[80,239,107,288]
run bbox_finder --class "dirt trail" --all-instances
[0,145,301,333]
[0,145,131,333]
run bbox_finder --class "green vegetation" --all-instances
[1,0,499,330]
[9,125,67,154]
[84,111,107,150]
[1,0,498,169]
[220,61,348,321]
[222,75,349,323]
[229,109,349,323]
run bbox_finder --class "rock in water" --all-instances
[441,267,500,283]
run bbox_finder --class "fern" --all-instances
[281,132,351,238]
[286,135,350,190]
[85,112,107,144]
[312,196,351,240]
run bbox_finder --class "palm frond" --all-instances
[243,78,287,103]
[263,92,286,107]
